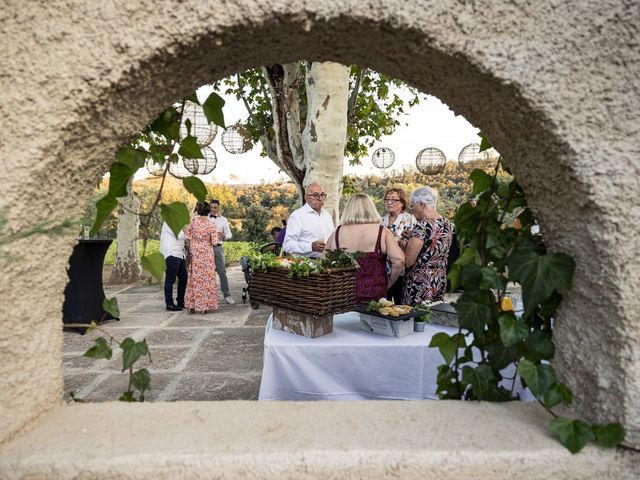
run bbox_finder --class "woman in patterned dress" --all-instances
[399,187,454,305]
[184,201,219,313]
[380,188,416,303]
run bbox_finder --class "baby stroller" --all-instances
[240,242,280,309]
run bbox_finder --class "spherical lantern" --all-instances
[168,158,192,179]
[145,158,165,177]
[221,123,252,154]
[371,147,395,169]
[415,147,446,175]
[458,143,489,171]
[179,101,217,146]
[183,147,217,175]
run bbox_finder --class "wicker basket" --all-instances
[248,267,357,316]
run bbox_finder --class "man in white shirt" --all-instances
[209,199,235,304]
[283,182,335,258]
[159,222,187,311]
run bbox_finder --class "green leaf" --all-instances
[90,194,118,236]
[478,132,492,152]
[116,146,147,170]
[549,417,595,453]
[120,338,149,371]
[119,391,136,402]
[524,330,555,362]
[455,294,492,337]
[498,314,529,347]
[150,107,180,141]
[461,364,498,400]
[202,91,226,128]
[141,252,166,284]
[185,92,200,105]
[479,267,506,291]
[593,423,625,448]
[507,243,575,316]
[131,368,151,393]
[178,136,204,159]
[102,297,120,319]
[160,202,190,237]
[517,359,555,397]
[84,337,112,360]
[470,169,493,194]
[108,162,135,198]
[429,332,458,365]
[543,383,573,408]
[183,176,208,202]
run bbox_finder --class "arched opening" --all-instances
[1,2,638,473]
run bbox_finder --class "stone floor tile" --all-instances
[167,373,260,401]
[82,373,174,402]
[142,328,201,346]
[185,327,264,373]
[139,346,191,371]
[63,373,103,401]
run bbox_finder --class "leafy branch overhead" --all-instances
[430,136,625,453]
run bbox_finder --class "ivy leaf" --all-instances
[470,169,493,194]
[183,176,208,202]
[479,267,506,291]
[141,252,166,284]
[507,243,575,316]
[108,162,135,198]
[178,136,204,159]
[517,359,555,397]
[455,294,492,337]
[543,383,573,408]
[184,118,192,137]
[428,332,458,365]
[549,417,595,454]
[120,338,149,371]
[102,297,120,319]
[150,107,180,141]
[202,91,226,128]
[90,194,118,236]
[461,364,496,400]
[116,145,147,170]
[160,202,190,237]
[524,330,555,362]
[84,337,112,360]
[498,314,529,347]
[119,391,136,402]
[478,132,492,152]
[185,92,200,105]
[593,423,625,448]
[132,368,151,393]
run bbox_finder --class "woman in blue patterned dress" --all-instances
[399,187,454,305]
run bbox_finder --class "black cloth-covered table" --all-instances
[63,239,117,333]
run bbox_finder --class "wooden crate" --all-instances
[272,306,333,338]
[249,267,356,316]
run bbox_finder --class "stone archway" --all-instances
[1,0,638,463]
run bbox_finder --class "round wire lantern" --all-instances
[168,158,192,179]
[145,158,166,177]
[415,147,446,175]
[458,143,490,171]
[371,147,395,169]
[183,147,217,175]
[179,101,217,146]
[221,123,253,154]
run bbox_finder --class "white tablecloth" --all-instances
[260,312,532,401]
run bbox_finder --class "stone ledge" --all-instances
[0,401,637,479]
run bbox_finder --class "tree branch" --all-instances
[347,67,366,123]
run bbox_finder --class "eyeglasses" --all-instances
[384,198,401,203]
[306,193,327,199]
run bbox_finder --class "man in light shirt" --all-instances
[159,222,187,311]
[209,199,235,304]
[283,182,335,258]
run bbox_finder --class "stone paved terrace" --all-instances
[63,265,271,402]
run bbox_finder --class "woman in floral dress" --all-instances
[400,187,454,305]
[185,202,219,313]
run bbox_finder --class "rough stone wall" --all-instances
[0,0,638,450]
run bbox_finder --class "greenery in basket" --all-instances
[250,249,359,278]
[428,136,625,453]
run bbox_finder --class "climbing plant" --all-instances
[430,136,625,453]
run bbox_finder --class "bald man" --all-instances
[282,182,335,258]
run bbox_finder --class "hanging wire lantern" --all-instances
[145,158,166,177]
[168,158,192,179]
[458,143,490,171]
[371,147,395,169]
[179,101,217,146]
[415,147,446,175]
[221,123,253,154]
[183,147,217,175]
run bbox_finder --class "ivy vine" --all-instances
[429,142,625,453]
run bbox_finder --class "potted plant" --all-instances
[414,309,431,332]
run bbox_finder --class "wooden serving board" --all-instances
[352,303,427,321]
